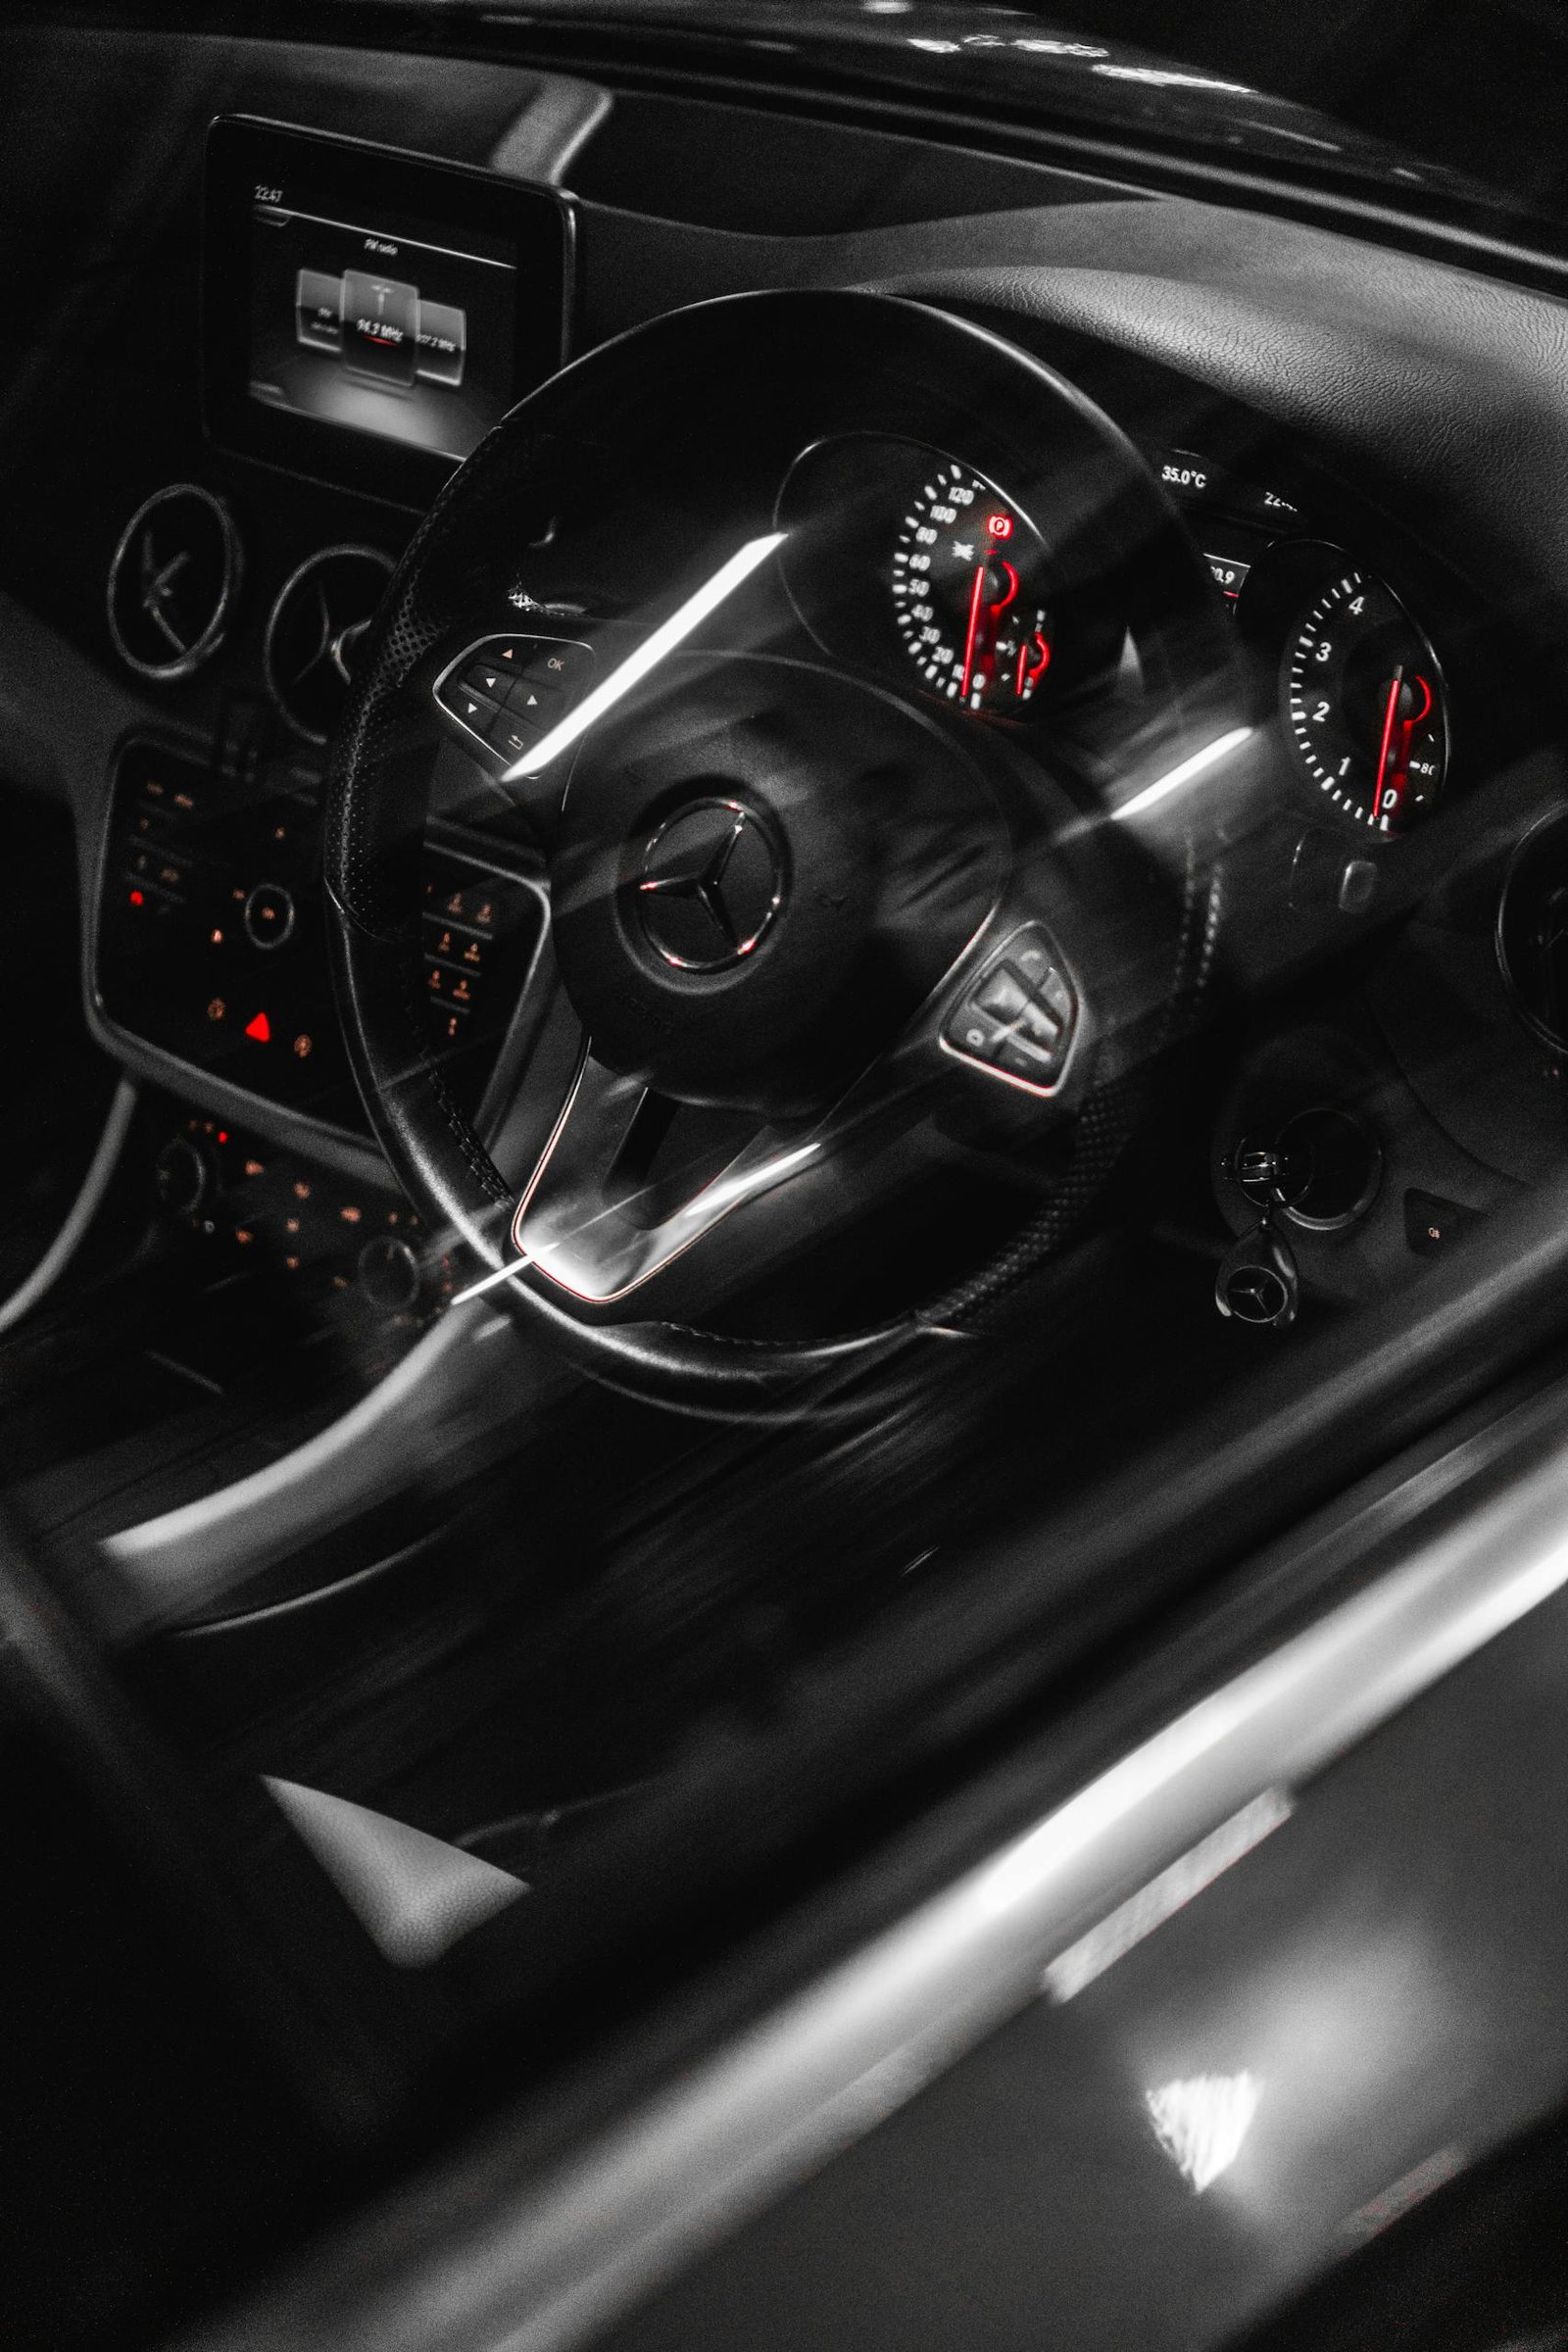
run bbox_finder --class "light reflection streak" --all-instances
[1112,724,1253,822]
[501,532,787,782]
[1147,2071,1262,2192]
[1042,1787,1293,2002]
[449,1137,822,1308]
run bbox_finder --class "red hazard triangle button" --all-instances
[244,1011,271,1043]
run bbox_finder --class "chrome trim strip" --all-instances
[184,1403,1568,2352]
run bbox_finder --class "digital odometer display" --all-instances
[890,462,1053,712]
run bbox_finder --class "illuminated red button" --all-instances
[244,1011,271,1043]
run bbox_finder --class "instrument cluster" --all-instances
[775,434,1088,726]
[1153,446,1451,840]
[774,429,1455,844]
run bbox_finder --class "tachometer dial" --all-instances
[1282,565,1447,833]
[890,463,1054,713]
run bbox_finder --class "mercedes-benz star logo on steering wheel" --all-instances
[637,798,785,973]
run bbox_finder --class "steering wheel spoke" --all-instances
[512,911,1089,1312]
[514,1051,819,1305]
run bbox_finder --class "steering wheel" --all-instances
[323,291,1242,1412]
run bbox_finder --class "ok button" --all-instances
[243,881,296,951]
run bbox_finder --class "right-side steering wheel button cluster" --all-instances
[943,926,1077,1094]
[435,636,594,765]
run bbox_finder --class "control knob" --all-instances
[243,881,296,951]
[154,1135,215,1220]
[356,1235,425,1315]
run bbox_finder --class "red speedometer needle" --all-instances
[959,561,988,701]
[1372,665,1405,825]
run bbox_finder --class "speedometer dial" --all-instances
[890,463,1054,713]
[1282,564,1447,833]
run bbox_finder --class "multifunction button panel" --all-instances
[98,741,544,1136]
[434,633,594,772]
[942,925,1078,1095]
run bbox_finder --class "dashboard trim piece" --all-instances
[548,51,1568,307]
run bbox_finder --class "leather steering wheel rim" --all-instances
[323,290,1236,1412]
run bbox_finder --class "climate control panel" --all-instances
[156,1111,451,1326]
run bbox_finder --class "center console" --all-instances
[80,119,579,1396]
[90,119,574,1183]
[93,737,547,1159]
[0,79,598,1561]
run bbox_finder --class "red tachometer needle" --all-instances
[959,561,988,701]
[1014,629,1053,700]
[1372,664,1405,826]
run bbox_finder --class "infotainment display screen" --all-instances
[205,118,573,506]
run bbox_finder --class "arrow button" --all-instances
[443,684,502,735]
[458,657,514,701]
[501,674,564,716]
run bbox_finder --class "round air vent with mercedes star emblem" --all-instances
[264,545,395,744]
[106,483,241,681]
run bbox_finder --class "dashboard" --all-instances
[12,24,1568,2352]
[1,24,1565,1415]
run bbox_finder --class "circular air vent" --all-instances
[265,545,396,744]
[107,483,241,681]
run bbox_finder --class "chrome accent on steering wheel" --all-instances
[512,1051,820,1304]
